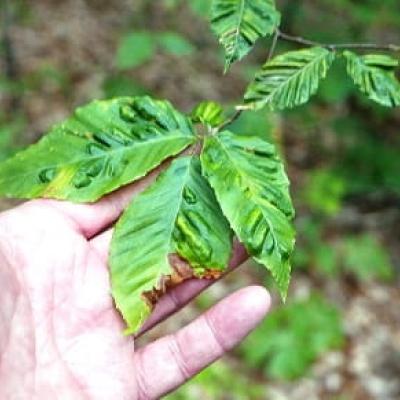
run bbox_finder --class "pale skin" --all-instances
[0,168,271,400]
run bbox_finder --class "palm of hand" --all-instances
[0,201,137,399]
[0,183,270,400]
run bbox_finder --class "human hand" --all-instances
[0,171,271,400]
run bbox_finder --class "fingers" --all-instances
[90,230,248,335]
[37,163,166,238]
[90,228,113,261]
[137,240,247,336]
[133,286,271,400]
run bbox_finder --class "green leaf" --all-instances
[244,47,335,110]
[201,131,295,297]
[0,96,195,202]
[211,0,280,70]
[344,51,400,107]
[190,101,225,127]
[158,32,195,56]
[110,156,232,334]
[116,32,156,69]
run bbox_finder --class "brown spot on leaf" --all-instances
[141,253,195,308]
[199,269,223,280]
[141,253,221,309]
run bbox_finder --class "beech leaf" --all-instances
[244,47,335,110]
[0,96,195,202]
[211,0,280,70]
[201,131,295,297]
[110,156,232,334]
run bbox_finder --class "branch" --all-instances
[277,30,400,52]
[267,29,279,61]
[217,109,243,132]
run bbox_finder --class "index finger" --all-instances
[39,162,167,238]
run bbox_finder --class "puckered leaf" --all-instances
[211,0,280,70]
[190,101,225,127]
[344,51,400,107]
[244,47,335,110]
[201,131,295,297]
[0,96,196,202]
[110,156,232,334]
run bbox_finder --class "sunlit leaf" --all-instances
[211,0,280,70]
[0,96,195,202]
[344,51,400,107]
[244,47,335,110]
[201,131,295,297]
[110,156,232,334]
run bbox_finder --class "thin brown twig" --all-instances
[267,29,279,60]
[216,109,243,132]
[277,29,400,52]
[218,30,400,132]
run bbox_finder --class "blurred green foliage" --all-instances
[239,294,344,380]
[302,168,347,216]
[158,32,195,56]
[102,75,148,98]
[0,114,25,161]
[230,109,277,142]
[335,129,400,196]
[317,60,354,104]
[166,360,265,400]
[340,234,394,282]
[295,216,394,281]
[189,0,212,17]
[116,31,195,70]
[163,0,212,17]
[116,32,156,69]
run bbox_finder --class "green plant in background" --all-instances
[294,216,394,282]
[0,0,398,336]
[116,32,156,69]
[302,168,347,216]
[102,75,148,99]
[166,360,265,400]
[116,31,195,70]
[340,234,394,282]
[334,123,400,196]
[240,294,344,380]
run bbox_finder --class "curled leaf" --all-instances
[211,0,280,70]
[244,47,335,110]
[110,156,232,334]
[201,131,295,298]
[344,51,400,107]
